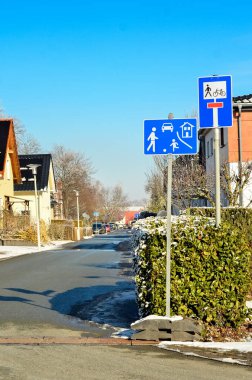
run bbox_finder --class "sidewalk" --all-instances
[0,240,73,261]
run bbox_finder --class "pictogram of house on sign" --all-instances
[180,122,195,138]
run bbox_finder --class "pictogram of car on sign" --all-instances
[161,122,173,132]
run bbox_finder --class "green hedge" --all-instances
[189,207,252,246]
[132,217,251,327]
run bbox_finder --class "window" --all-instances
[6,159,11,180]
[207,141,210,158]
[210,138,214,156]
[220,128,225,147]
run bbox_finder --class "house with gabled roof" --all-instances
[0,119,23,213]
[14,154,56,224]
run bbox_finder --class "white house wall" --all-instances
[205,128,229,172]
[204,128,229,206]
[13,190,52,224]
[230,162,252,207]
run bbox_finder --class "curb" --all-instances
[0,337,158,346]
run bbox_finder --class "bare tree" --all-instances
[13,118,41,154]
[172,155,216,209]
[52,145,94,219]
[221,161,252,207]
[145,155,216,211]
[145,170,166,211]
[100,184,129,222]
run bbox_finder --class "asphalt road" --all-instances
[0,344,251,380]
[0,230,137,336]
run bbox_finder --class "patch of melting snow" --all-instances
[158,343,252,366]
[112,328,136,339]
[159,341,252,352]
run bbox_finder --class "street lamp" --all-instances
[73,190,80,241]
[27,164,41,249]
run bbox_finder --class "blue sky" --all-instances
[1,0,252,201]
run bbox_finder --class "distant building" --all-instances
[122,206,144,225]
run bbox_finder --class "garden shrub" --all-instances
[17,220,49,243]
[132,216,251,327]
[189,207,252,247]
[49,220,73,240]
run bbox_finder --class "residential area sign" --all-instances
[144,118,198,155]
[198,75,232,128]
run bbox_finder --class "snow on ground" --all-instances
[158,341,252,366]
[159,341,252,352]
[0,240,78,260]
[0,236,94,260]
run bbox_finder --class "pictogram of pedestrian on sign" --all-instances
[147,127,158,152]
[170,139,179,152]
[205,84,212,98]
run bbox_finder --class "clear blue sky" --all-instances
[1,0,252,201]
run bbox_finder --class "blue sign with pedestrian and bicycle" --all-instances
[144,118,198,155]
[198,75,232,128]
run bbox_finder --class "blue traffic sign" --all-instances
[144,118,198,155]
[198,75,232,128]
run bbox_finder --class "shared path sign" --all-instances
[198,75,232,128]
[144,118,198,155]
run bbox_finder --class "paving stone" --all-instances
[171,331,201,341]
[171,318,202,334]
[156,320,172,330]
[131,330,159,341]
[157,331,172,340]
[131,319,159,331]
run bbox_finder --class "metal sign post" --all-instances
[166,154,173,317]
[213,107,221,227]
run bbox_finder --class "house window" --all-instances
[210,138,214,156]
[220,128,225,147]
[206,141,210,158]
[6,159,11,180]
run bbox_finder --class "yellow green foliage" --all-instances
[17,220,49,243]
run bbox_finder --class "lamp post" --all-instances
[73,190,80,240]
[27,164,41,249]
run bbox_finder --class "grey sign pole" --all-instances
[213,109,221,227]
[166,153,173,317]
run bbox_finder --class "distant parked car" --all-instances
[138,211,157,219]
[92,222,106,234]
[109,223,117,230]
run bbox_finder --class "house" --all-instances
[122,206,144,225]
[14,154,56,224]
[198,94,252,207]
[0,119,23,213]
